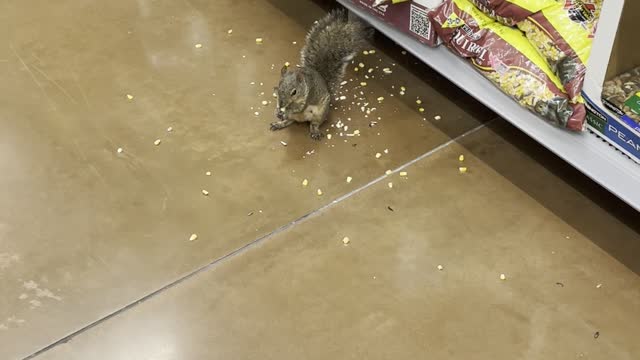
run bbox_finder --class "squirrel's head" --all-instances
[275,65,308,119]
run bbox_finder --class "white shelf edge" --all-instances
[339,0,640,212]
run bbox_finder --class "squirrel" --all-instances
[270,9,371,140]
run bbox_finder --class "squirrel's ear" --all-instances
[280,65,288,76]
[295,71,304,82]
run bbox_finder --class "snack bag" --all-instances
[373,0,410,6]
[602,67,640,125]
[430,0,585,131]
[468,0,556,26]
[517,0,602,102]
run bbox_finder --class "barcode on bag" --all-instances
[409,4,431,40]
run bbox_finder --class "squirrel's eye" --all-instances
[291,89,297,96]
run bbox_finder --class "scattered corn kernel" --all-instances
[377,96,384,102]
[261,100,268,105]
[280,141,287,146]
[434,115,442,120]
[387,182,393,188]
[358,62,365,68]
[363,50,369,55]
[227,29,233,34]
[354,67,359,72]
[302,179,309,186]
[342,236,350,245]
[255,37,263,44]
[117,147,123,154]
[416,99,422,104]
[346,176,353,183]
[154,139,161,146]
[167,126,173,132]
[500,274,507,280]
[317,189,323,196]
[284,61,290,67]
[369,49,376,54]
[375,152,382,158]
[399,91,405,96]
[202,189,209,196]
[126,94,133,100]
[327,134,332,140]
[353,130,360,135]
[459,155,465,162]
[596,283,603,289]
[459,166,468,174]
[368,68,374,73]
[399,171,408,177]
[383,68,392,74]
[400,86,406,91]
[189,234,198,241]
[339,95,347,100]
[195,43,203,48]
[385,170,392,175]
[360,82,367,87]
[205,171,212,176]
[437,265,444,271]
[419,108,425,113]
[340,81,348,86]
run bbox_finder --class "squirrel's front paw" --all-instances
[310,131,324,141]
[270,122,285,131]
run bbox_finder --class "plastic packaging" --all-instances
[430,0,585,131]
[373,0,410,6]
[470,0,602,102]
[602,67,640,124]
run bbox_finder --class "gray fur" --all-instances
[301,9,371,91]
[271,9,371,140]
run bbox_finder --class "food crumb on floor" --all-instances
[189,234,198,241]
[205,171,212,176]
[126,94,133,100]
[596,283,603,288]
[459,154,465,162]
[375,152,382,159]
[167,126,173,132]
[500,273,507,280]
[459,166,468,174]
[399,171,408,177]
[202,190,209,196]
[255,38,263,44]
[388,182,393,189]
[154,139,161,146]
[227,29,233,34]
[346,176,353,183]
[280,141,287,146]
[434,115,442,120]
[302,179,309,187]
[317,189,323,196]
[437,265,444,270]
[195,43,202,48]
[117,147,123,154]
[342,236,350,245]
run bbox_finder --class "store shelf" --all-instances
[339,0,640,212]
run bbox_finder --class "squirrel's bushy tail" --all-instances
[301,9,371,92]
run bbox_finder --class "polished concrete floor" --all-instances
[1,0,639,359]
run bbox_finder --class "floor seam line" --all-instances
[24,121,488,360]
